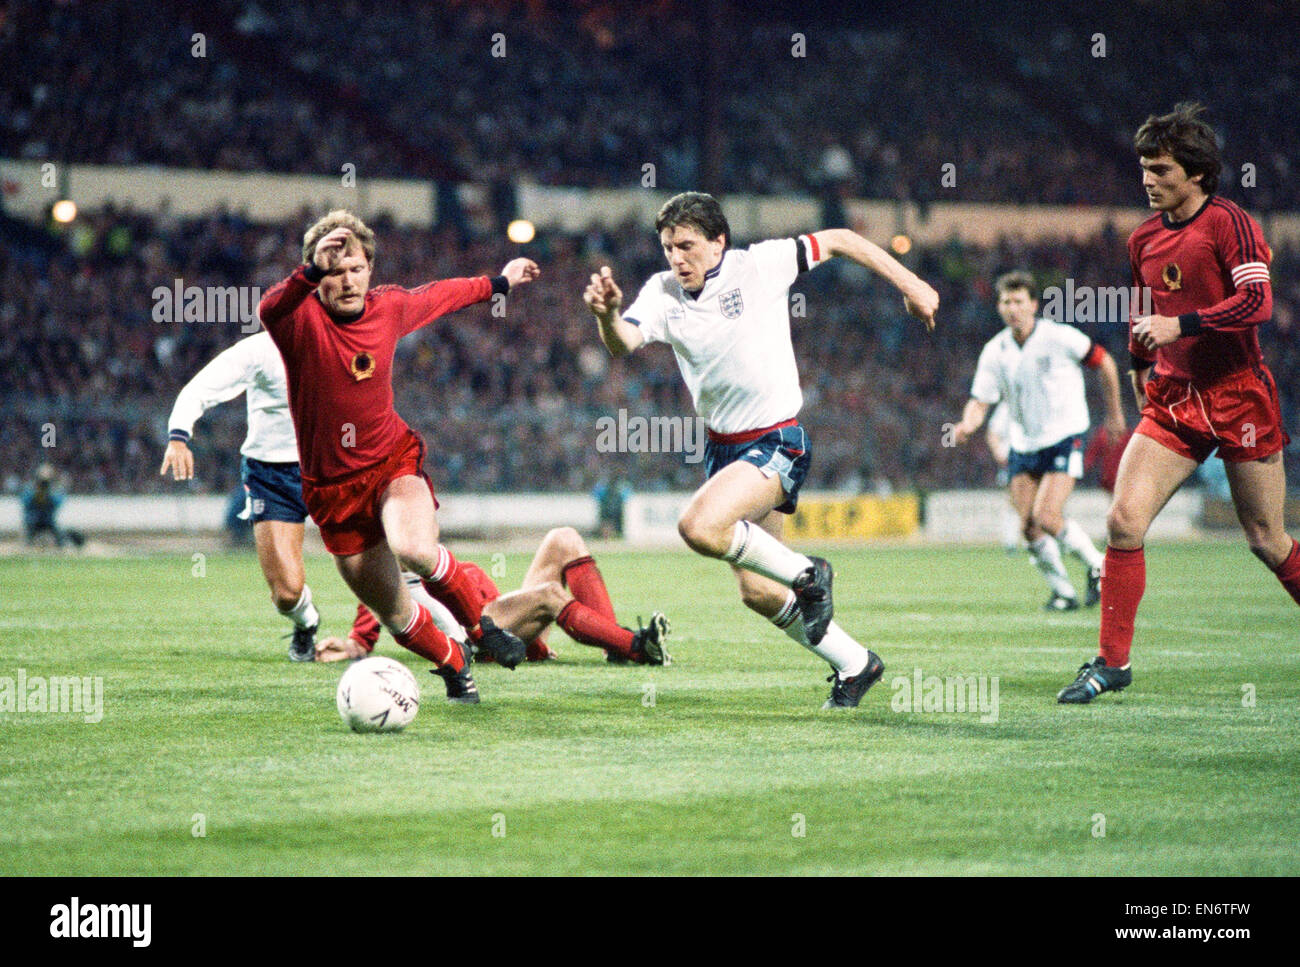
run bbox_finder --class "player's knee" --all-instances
[1106,503,1146,545]
[546,526,586,560]
[677,510,727,557]
[389,536,435,574]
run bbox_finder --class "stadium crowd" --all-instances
[3,207,1297,499]
[5,0,1297,208]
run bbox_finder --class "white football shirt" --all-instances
[623,236,827,434]
[970,319,1096,453]
[167,331,300,463]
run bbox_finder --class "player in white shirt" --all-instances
[951,271,1126,609]
[584,191,939,709]
[159,332,324,660]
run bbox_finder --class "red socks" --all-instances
[393,603,463,671]
[562,555,617,621]
[1273,539,1300,606]
[349,603,380,653]
[557,600,635,660]
[421,546,485,637]
[1098,545,1145,668]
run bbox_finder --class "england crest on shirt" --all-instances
[719,288,744,319]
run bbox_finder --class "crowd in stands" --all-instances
[3,207,1297,499]
[5,0,1296,208]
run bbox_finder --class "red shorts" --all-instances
[301,429,439,556]
[1135,365,1290,464]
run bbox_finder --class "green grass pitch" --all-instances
[1,541,1296,875]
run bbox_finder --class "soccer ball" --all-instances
[336,656,420,733]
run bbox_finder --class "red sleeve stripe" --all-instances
[1082,342,1106,369]
[803,233,821,263]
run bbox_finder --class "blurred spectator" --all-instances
[20,463,83,548]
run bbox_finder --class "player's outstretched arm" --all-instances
[951,398,990,445]
[812,229,939,330]
[584,266,645,358]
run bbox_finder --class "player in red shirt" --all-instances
[258,210,540,703]
[1058,104,1300,703]
[314,527,671,668]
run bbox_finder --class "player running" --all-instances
[951,271,1126,610]
[584,191,939,709]
[1058,103,1300,703]
[161,332,323,661]
[315,527,672,688]
[258,209,539,703]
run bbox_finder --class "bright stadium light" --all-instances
[51,199,78,223]
[890,234,912,255]
[507,219,536,244]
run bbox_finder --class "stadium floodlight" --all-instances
[51,199,78,223]
[507,219,536,244]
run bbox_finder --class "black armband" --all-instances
[490,275,510,296]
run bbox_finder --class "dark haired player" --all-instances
[1058,103,1300,703]
[316,528,672,685]
[584,191,939,709]
[258,209,539,702]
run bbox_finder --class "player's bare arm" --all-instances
[1094,350,1127,437]
[159,440,195,480]
[951,398,990,445]
[813,229,939,329]
[584,265,645,357]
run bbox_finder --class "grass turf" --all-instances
[0,541,1296,875]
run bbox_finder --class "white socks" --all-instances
[771,592,869,678]
[723,521,813,586]
[1058,519,1104,571]
[1028,537,1076,598]
[278,585,320,629]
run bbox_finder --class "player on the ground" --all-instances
[258,209,539,703]
[1058,102,1300,703]
[583,191,939,709]
[161,331,323,660]
[315,527,671,678]
[951,271,1126,610]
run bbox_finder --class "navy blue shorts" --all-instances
[704,420,811,514]
[240,457,309,524]
[1007,433,1085,480]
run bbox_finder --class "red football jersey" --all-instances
[258,264,495,480]
[1128,196,1273,383]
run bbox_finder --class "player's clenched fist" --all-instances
[500,257,540,290]
[584,266,622,322]
[903,281,940,331]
